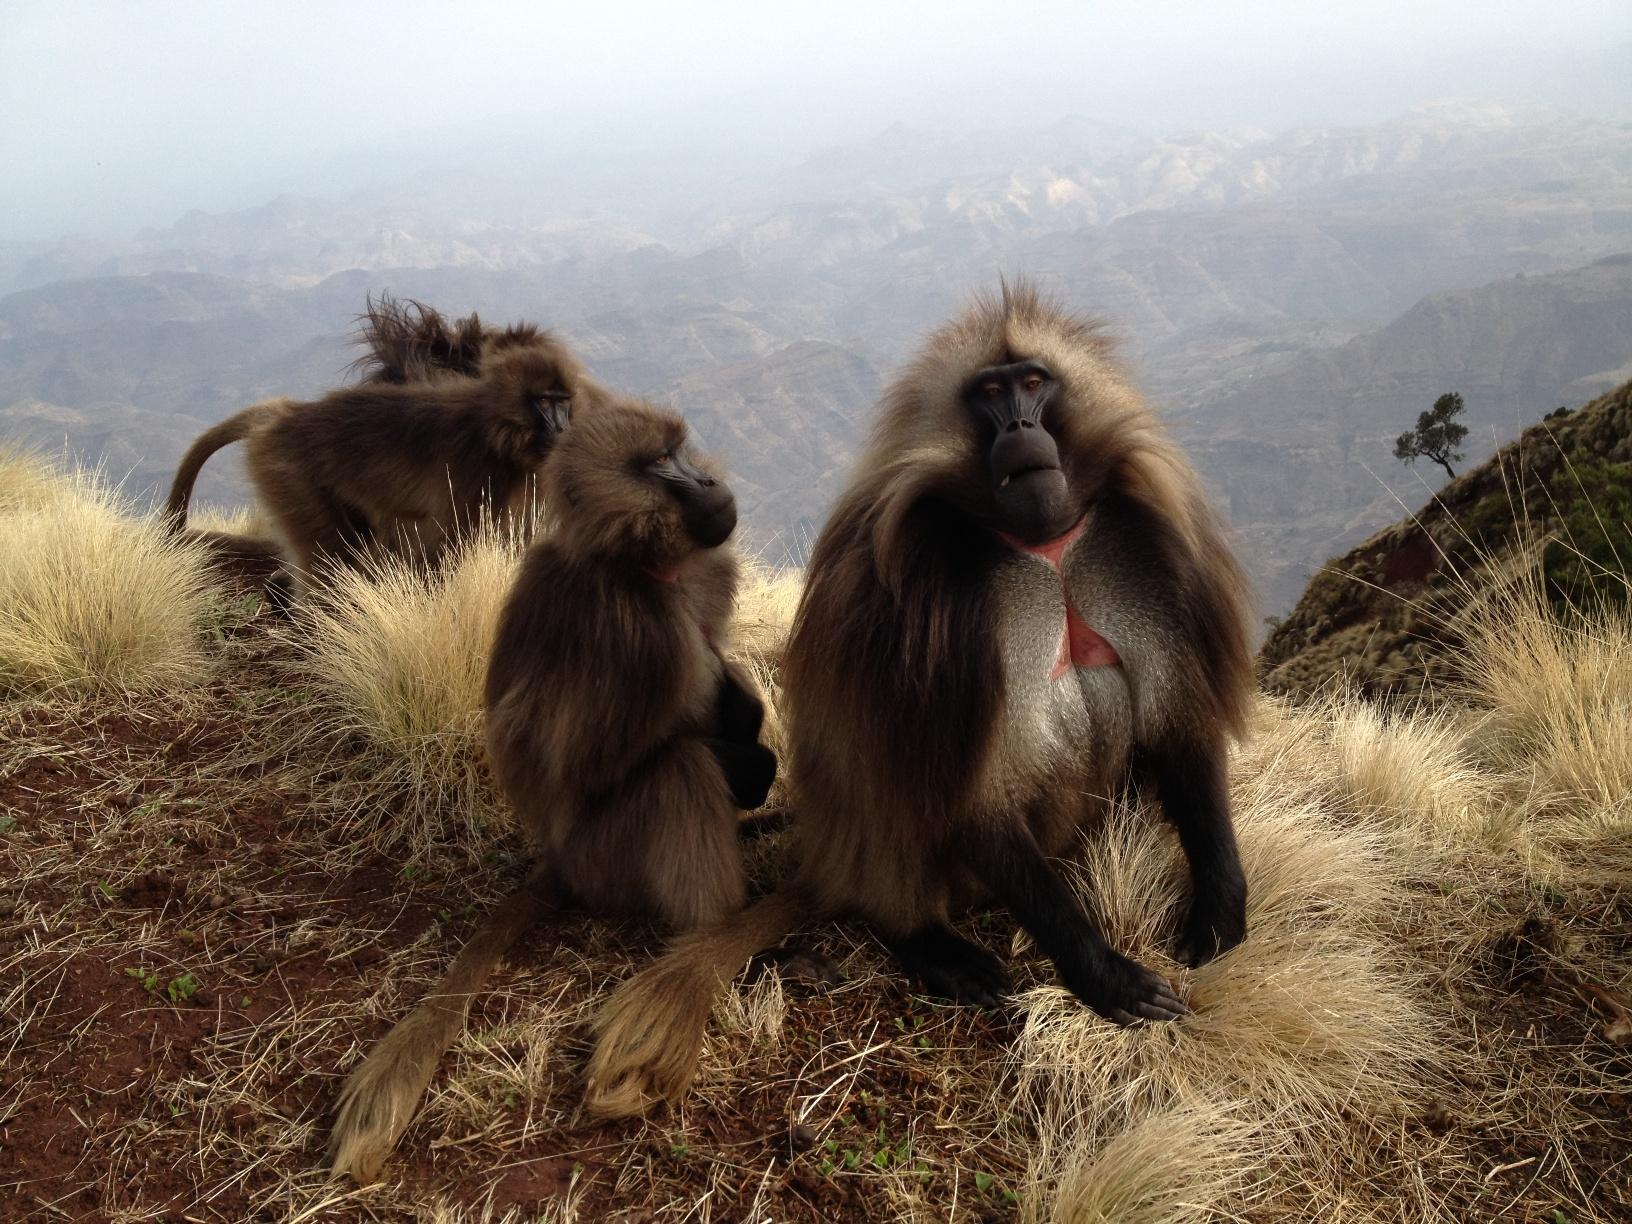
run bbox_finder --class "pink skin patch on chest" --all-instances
[996,517,1121,679]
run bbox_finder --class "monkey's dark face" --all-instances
[526,388,572,446]
[963,360,1076,542]
[549,402,737,561]
[647,443,738,548]
[490,345,584,455]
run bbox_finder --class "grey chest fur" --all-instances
[980,542,1136,805]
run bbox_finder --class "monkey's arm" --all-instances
[961,821,1188,1023]
[699,651,776,808]
[712,655,766,745]
[1141,740,1247,967]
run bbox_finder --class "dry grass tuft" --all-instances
[1011,781,1439,1219]
[1460,587,1632,884]
[1025,1101,1266,1224]
[732,559,805,671]
[293,517,531,862]
[0,444,73,512]
[0,460,217,698]
[187,500,272,540]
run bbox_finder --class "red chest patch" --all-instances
[996,517,1121,679]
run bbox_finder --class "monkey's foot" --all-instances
[888,926,1010,1007]
[1175,894,1247,968]
[748,944,841,989]
[1061,950,1189,1024]
[264,569,297,618]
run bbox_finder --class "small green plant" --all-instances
[125,965,159,993]
[1542,459,1632,612]
[973,1171,1015,1203]
[126,966,199,1004]
[0,815,16,835]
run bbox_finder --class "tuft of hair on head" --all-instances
[484,321,548,356]
[349,293,488,385]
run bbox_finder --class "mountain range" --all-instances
[4,101,1632,610]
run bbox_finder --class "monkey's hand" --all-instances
[702,738,777,810]
[1176,887,1247,968]
[1058,946,1189,1025]
[714,670,766,745]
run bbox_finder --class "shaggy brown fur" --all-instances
[584,282,1255,1118]
[164,339,594,597]
[349,293,557,386]
[328,399,777,1183]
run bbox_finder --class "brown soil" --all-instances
[1,565,1626,1222]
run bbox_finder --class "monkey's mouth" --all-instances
[991,426,1074,541]
[997,462,1059,489]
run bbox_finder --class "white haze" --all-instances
[3,0,1630,239]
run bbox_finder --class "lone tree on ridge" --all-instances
[1394,392,1468,481]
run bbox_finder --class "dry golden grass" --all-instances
[0,444,72,512]
[293,517,531,863]
[188,500,272,540]
[2,465,1626,1221]
[1460,588,1632,881]
[0,457,217,698]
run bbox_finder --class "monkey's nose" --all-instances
[683,484,737,548]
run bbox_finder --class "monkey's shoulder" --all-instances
[496,546,699,670]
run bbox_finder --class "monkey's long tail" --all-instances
[583,891,804,1119]
[163,399,282,531]
[328,875,553,1184]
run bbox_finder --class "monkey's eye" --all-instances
[983,383,1002,398]
[1022,375,1044,392]
[651,452,671,468]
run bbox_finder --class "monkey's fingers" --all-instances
[1108,974,1189,1025]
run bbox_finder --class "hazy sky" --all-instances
[4,0,1630,240]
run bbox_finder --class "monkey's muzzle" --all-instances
[682,480,738,549]
[990,419,1071,542]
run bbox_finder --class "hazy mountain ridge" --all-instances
[3,104,1631,603]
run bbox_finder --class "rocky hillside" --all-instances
[1260,377,1632,698]
[1195,253,1632,610]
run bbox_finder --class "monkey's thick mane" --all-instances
[841,280,1257,739]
